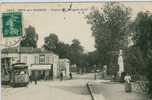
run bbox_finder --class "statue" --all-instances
[118,49,124,77]
[102,65,107,79]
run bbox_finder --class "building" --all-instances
[59,58,70,79]
[0,45,10,83]
[1,47,59,80]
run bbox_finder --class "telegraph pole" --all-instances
[94,65,97,80]
[18,44,21,62]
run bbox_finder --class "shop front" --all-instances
[30,64,53,80]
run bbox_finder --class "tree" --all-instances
[133,11,152,96]
[69,39,84,70]
[133,11,152,58]
[123,46,146,76]
[83,51,100,72]
[20,25,38,48]
[56,42,70,58]
[70,39,83,54]
[43,35,85,72]
[43,34,85,71]
[86,2,131,68]
[43,33,59,53]
[86,51,99,66]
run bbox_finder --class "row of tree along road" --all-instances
[86,2,152,97]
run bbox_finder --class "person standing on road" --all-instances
[29,74,33,83]
[60,72,63,81]
[124,73,132,92]
[33,71,38,85]
[69,72,72,79]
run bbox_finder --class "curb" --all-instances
[87,82,106,100]
[87,82,95,100]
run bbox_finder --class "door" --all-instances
[50,64,53,80]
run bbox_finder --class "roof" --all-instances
[2,47,54,54]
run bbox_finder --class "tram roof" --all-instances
[12,63,28,68]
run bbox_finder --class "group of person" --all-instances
[59,72,73,81]
[29,71,73,84]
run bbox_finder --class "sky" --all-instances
[0,2,152,52]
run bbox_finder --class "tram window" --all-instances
[20,71,25,74]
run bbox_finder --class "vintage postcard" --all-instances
[0,1,152,100]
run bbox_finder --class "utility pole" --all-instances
[18,44,21,63]
[94,65,97,80]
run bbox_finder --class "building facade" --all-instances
[1,47,59,80]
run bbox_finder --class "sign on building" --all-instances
[2,12,22,37]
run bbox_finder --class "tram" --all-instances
[10,63,29,87]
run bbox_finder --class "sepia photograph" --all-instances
[0,1,152,100]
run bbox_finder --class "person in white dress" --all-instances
[124,73,132,92]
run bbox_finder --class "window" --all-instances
[39,55,45,64]
[23,56,27,63]
[34,56,38,64]
[50,56,53,64]
[46,56,50,64]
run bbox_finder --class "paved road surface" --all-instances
[2,73,94,100]
[2,73,149,100]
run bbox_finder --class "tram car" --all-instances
[10,63,29,87]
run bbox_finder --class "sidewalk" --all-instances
[87,80,151,100]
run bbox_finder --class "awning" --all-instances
[30,64,52,70]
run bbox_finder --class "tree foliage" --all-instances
[69,39,84,66]
[43,33,59,53]
[20,25,38,48]
[133,11,152,58]
[86,51,99,66]
[43,34,84,69]
[123,46,146,75]
[133,11,152,96]
[87,2,131,66]
[56,42,70,58]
